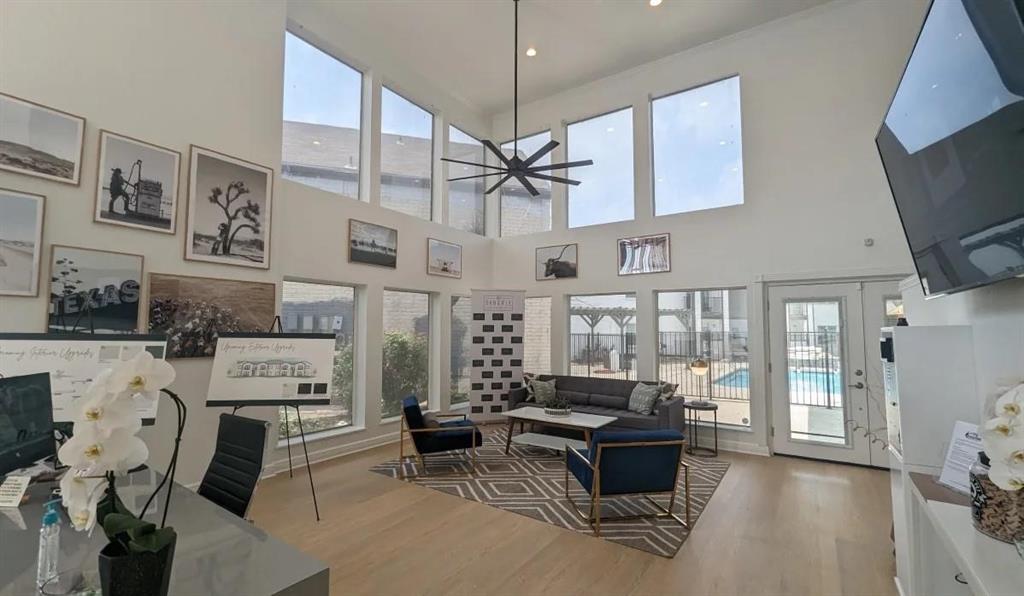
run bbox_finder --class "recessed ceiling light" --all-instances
[526,47,537,57]
[312,140,321,145]
[931,83,939,89]
[650,0,663,6]
[699,101,709,108]
[606,127,615,133]
[719,140,727,146]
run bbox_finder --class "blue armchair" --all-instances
[565,429,690,536]
[399,395,482,477]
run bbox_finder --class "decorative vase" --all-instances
[98,535,176,596]
[969,452,1024,544]
[543,407,572,416]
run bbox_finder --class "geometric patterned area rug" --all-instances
[370,427,729,557]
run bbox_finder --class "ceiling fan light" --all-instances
[526,47,537,57]
[650,0,663,6]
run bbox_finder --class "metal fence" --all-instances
[657,331,750,402]
[568,332,637,380]
[783,330,843,408]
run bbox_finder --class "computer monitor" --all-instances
[0,373,56,476]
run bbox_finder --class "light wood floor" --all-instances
[249,438,896,596]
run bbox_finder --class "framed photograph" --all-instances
[185,145,273,269]
[47,245,144,334]
[0,93,85,185]
[206,333,336,407]
[147,273,276,359]
[94,130,181,234]
[349,219,397,268]
[535,243,578,281]
[0,188,45,296]
[617,233,671,275]
[427,238,462,278]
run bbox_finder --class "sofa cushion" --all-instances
[590,393,629,410]
[572,405,622,418]
[559,390,590,406]
[628,382,661,415]
[588,377,639,398]
[611,410,661,430]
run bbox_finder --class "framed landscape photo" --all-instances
[617,233,671,275]
[536,243,578,281]
[47,245,144,334]
[0,93,85,185]
[349,219,397,268]
[185,145,273,269]
[94,130,181,234]
[147,272,276,358]
[427,238,462,278]
[0,188,45,296]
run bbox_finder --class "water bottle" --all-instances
[36,500,61,589]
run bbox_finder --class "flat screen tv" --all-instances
[877,0,1024,297]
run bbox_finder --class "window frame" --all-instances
[282,28,366,201]
[499,129,553,237]
[379,83,436,221]
[380,287,433,421]
[446,124,486,235]
[564,104,635,229]
[650,73,744,218]
[566,292,639,379]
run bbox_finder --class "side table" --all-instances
[683,400,718,457]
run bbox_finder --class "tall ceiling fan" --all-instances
[440,0,592,196]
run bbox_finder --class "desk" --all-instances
[0,470,328,596]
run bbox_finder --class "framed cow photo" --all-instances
[535,243,578,281]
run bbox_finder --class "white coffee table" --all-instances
[501,406,617,454]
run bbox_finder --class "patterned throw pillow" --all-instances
[523,373,537,402]
[628,382,661,415]
[531,378,557,406]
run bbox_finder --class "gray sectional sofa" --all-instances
[507,374,686,433]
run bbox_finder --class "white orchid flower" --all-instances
[58,426,149,475]
[58,472,106,531]
[75,391,142,439]
[982,416,1019,443]
[989,461,1024,491]
[67,499,100,532]
[109,351,176,401]
[994,383,1024,420]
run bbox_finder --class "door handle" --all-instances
[848,382,864,390]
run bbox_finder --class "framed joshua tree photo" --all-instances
[94,130,181,234]
[47,245,144,334]
[185,145,273,269]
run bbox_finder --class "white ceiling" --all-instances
[325,0,832,116]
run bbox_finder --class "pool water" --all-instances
[715,368,842,394]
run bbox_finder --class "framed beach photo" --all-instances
[535,243,578,281]
[0,188,45,296]
[47,245,144,334]
[349,219,397,268]
[427,238,462,278]
[94,130,181,234]
[617,233,671,275]
[0,93,85,185]
[185,145,273,269]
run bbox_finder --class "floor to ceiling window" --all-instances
[450,295,472,405]
[279,280,356,440]
[447,126,485,235]
[567,107,634,228]
[281,31,362,198]
[380,87,433,220]
[652,75,743,216]
[381,290,431,419]
[657,287,750,427]
[568,293,637,380]
[524,297,552,375]
[500,131,552,237]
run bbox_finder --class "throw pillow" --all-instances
[523,372,537,402]
[422,412,440,428]
[531,378,557,406]
[628,382,661,415]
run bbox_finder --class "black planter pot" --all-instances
[97,535,176,596]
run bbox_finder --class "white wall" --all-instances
[490,0,925,450]
[0,0,493,487]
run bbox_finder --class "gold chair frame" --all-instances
[564,439,691,537]
[399,411,479,478]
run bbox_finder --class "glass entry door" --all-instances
[768,283,872,464]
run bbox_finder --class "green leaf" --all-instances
[127,527,177,554]
[102,513,154,543]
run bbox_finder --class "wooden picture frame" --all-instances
[0,187,46,296]
[94,129,181,234]
[0,92,86,185]
[185,145,273,269]
[617,233,671,276]
[427,238,462,279]
[46,244,145,334]
[348,219,398,269]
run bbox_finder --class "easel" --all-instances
[228,316,321,522]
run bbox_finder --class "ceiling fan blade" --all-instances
[514,173,541,197]
[527,159,594,173]
[525,171,581,186]
[448,171,510,182]
[522,140,559,167]
[482,140,515,168]
[485,173,514,195]
[440,157,506,171]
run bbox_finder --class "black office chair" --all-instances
[197,413,270,518]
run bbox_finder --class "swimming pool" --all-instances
[715,368,842,394]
